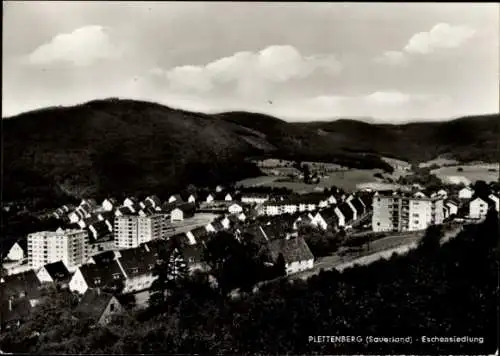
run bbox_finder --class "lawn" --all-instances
[419,157,459,168]
[431,164,499,184]
[235,176,281,187]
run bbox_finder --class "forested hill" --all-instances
[3,98,499,202]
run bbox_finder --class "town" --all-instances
[2,173,499,330]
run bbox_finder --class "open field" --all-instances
[432,163,499,184]
[419,157,459,168]
[167,213,218,237]
[236,175,281,187]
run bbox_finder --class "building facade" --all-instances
[372,192,444,232]
[27,228,89,271]
[114,214,166,249]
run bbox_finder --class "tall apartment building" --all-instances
[28,228,89,271]
[114,214,167,249]
[372,192,444,232]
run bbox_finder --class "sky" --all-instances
[2,2,499,122]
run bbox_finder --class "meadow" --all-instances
[431,164,499,185]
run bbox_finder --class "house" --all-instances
[178,245,209,274]
[488,194,499,212]
[445,200,459,217]
[87,250,120,265]
[168,194,183,204]
[187,193,197,204]
[266,237,314,275]
[69,261,126,295]
[237,212,247,222]
[1,271,42,307]
[293,213,314,230]
[351,198,366,218]
[311,209,339,231]
[88,220,112,240]
[346,200,358,221]
[145,195,162,209]
[228,203,243,215]
[185,227,209,245]
[74,289,124,325]
[101,198,118,212]
[215,185,224,193]
[205,193,215,203]
[359,194,374,211]
[78,216,99,229]
[241,225,270,245]
[469,196,493,219]
[458,187,474,200]
[116,246,157,294]
[170,203,196,222]
[1,297,33,331]
[337,203,354,227]
[262,219,298,240]
[241,193,269,205]
[36,261,72,286]
[5,239,26,262]
[123,197,139,208]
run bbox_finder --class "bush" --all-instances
[457,167,463,172]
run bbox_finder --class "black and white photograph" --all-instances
[1,1,499,355]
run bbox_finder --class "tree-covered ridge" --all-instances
[1,211,497,355]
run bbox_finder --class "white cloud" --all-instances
[161,45,342,95]
[365,91,411,105]
[404,23,476,54]
[374,51,408,65]
[27,25,124,66]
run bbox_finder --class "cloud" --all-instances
[159,45,342,96]
[27,25,124,66]
[404,23,476,54]
[374,51,408,65]
[365,91,411,105]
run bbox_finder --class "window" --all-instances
[414,220,419,225]
[412,214,419,218]
[109,303,115,312]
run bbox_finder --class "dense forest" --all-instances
[1,210,497,355]
[3,99,498,204]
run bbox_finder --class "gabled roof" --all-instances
[169,194,183,202]
[189,226,209,239]
[267,237,314,264]
[79,261,126,290]
[174,202,196,214]
[146,195,162,206]
[211,219,224,231]
[338,203,354,221]
[1,271,42,301]
[88,220,111,242]
[1,297,32,324]
[351,198,365,215]
[317,208,339,225]
[74,289,117,322]
[90,250,118,265]
[242,225,269,244]
[261,218,295,240]
[117,246,156,278]
[44,261,71,283]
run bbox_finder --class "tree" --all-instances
[418,224,443,254]
[149,243,175,309]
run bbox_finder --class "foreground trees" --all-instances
[2,211,497,355]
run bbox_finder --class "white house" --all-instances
[116,247,157,294]
[168,194,182,204]
[488,194,499,212]
[228,203,243,214]
[459,187,473,200]
[36,261,71,285]
[237,212,246,222]
[221,216,231,230]
[101,199,116,212]
[334,207,346,227]
[187,194,197,203]
[437,189,448,199]
[224,193,233,201]
[469,197,489,219]
[69,261,126,295]
[267,237,314,275]
[170,208,184,222]
[346,200,358,221]
[123,197,137,208]
[206,194,215,203]
[241,194,269,205]
[445,201,459,216]
[6,242,25,261]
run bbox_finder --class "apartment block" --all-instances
[114,214,167,249]
[28,228,89,271]
[372,192,444,232]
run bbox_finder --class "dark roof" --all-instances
[1,271,42,301]
[117,246,156,278]
[178,245,204,264]
[146,195,162,206]
[267,237,314,264]
[317,208,339,225]
[174,202,196,214]
[1,297,32,325]
[44,261,71,283]
[74,289,117,322]
[98,211,115,222]
[88,220,111,241]
[189,226,209,239]
[79,261,125,290]
[261,218,295,240]
[338,203,354,222]
[162,202,177,213]
[117,206,131,215]
[351,198,365,215]
[211,219,224,231]
[242,225,269,244]
[90,250,118,265]
[360,194,373,209]
[169,194,183,202]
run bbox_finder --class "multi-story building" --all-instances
[27,228,89,272]
[114,214,167,249]
[372,192,444,232]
